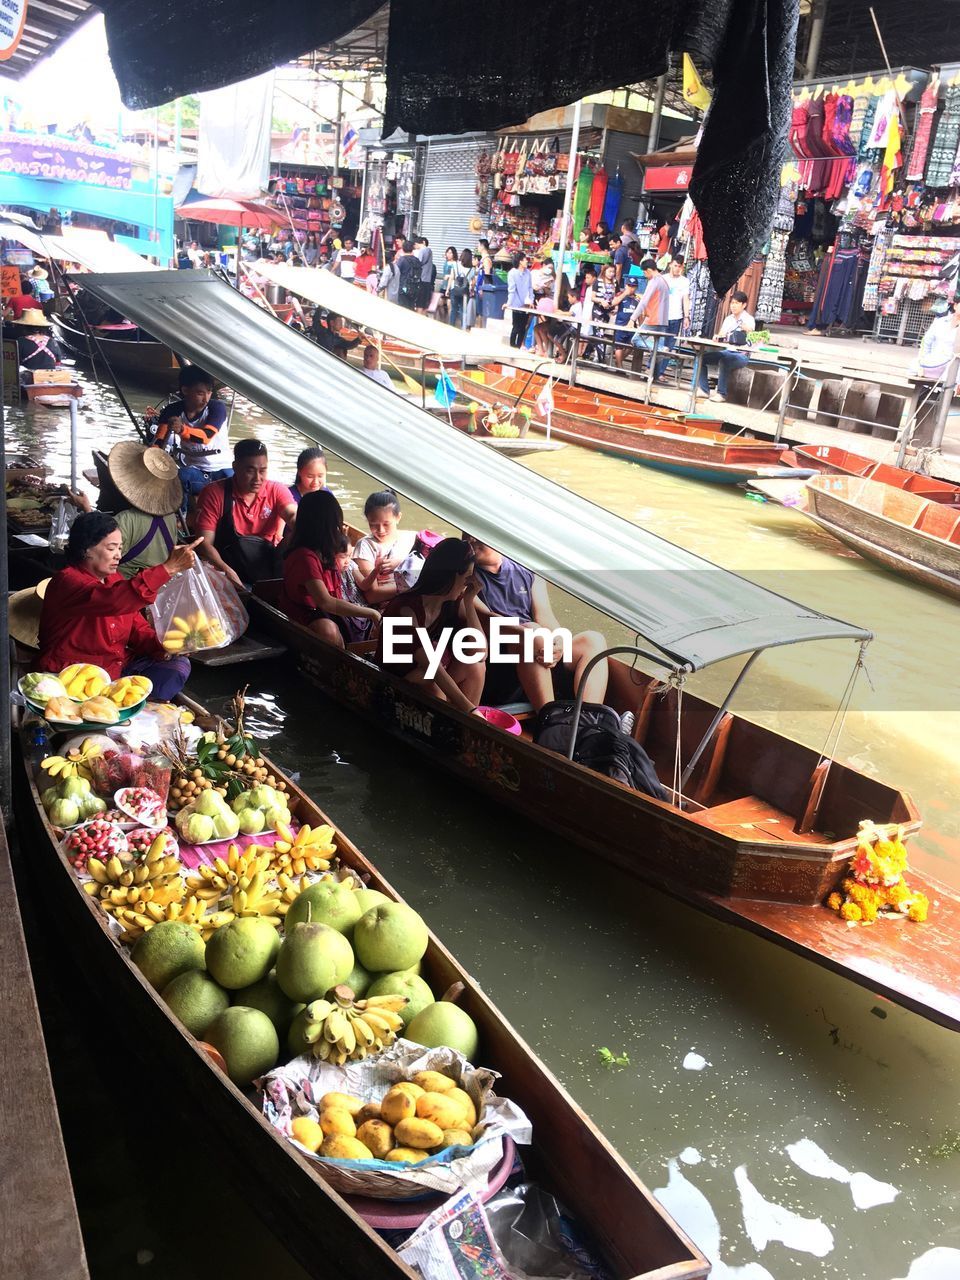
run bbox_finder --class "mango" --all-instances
[439,1127,474,1150]
[290,1116,324,1153]
[416,1091,467,1130]
[356,1101,382,1125]
[320,1135,373,1161]
[381,1088,417,1126]
[393,1081,424,1100]
[319,1091,363,1116]
[411,1070,457,1095]
[394,1117,444,1150]
[446,1087,478,1128]
[319,1108,356,1138]
[356,1118,394,1158]
[385,1147,428,1164]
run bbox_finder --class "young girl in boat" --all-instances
[354,489,422,604]
[280,490,380,647]
[376,537,486,715]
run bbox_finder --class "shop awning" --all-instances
[0,223,158,273]
[253,261,522,363]
[76,269,871,672]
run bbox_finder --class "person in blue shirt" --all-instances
[506,253,534,348]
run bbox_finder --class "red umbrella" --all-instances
[174,197,284,230]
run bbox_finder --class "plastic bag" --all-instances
[149,559,236,654]
[484,1183,611,1280]
[204,565,249,640]
[49,496,77,553]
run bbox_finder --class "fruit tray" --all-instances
[38,705,147,731]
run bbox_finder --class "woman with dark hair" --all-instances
[279,490,379,646]
[303,232,321,267]
[354,489,421,604]
[38,511,200,699]
[376,537,486,713]
[447,248,475,331]
[290,446,329,504]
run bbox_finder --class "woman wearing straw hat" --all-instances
[104,443,184,580]
[12,308,64,378]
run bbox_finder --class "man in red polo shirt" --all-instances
[194,438,297,587]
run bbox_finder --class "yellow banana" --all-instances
[87,858,108,883]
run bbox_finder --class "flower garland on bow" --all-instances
[826,820,929,924]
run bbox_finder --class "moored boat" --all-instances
[12,692,708,1280]
[454,367,805,484]
[752,474,960,601]
[789,445,960,506]
[52,315,183,393]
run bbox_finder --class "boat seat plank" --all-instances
[190,634,287,666]
[691,795,827,844]
[0,821,89,1280]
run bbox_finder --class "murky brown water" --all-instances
[8,374,960,1280]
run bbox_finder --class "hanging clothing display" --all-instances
[588,168,608,232]
[571,164,594,237]
[926,85,960,188]
[906,81,938,181]
[602,169,623,231]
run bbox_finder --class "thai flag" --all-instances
[341,125,358,164]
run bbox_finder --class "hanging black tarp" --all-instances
[96,0,799,295]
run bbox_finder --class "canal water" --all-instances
[8,376,960,1280]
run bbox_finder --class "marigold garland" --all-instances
[825,820,930,925]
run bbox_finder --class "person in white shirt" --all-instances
[654,258,691,381]
[360,344,394,391]
[696,290,755,402]
[334,238,359,281]
[917,303,960,379]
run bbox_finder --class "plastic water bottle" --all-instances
[619,710,636,736]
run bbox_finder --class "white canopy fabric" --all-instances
[77,269,871,671]
[0,222,159,273]
[253,260,521,363]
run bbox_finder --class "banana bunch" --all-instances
[162,610,228,654]
[184,844,272,900]
[299,986,409,1067]
[232,869,283,924]
[110,895,234,945]
[85,836,183,907]
[276,871,313,917]
[273,821,337,875]
[41,750,95,782]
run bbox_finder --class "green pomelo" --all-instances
[231,970,301,1033]
[351,888,391,917]
[285,880,362,934]
[344,958,373,998]
[205,918,278,990]
[353,902,429,973]
[131,921,206,991]
[367,971,435,1028]
[204,1006,279,1086]
[275,922,345,1002]
[162,969,230,1038]
[407,1002,479,1060]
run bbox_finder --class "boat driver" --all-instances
[462,535,610,712]
[152,366,233,505]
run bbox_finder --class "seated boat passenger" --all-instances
[38,512,199,700]
[194,439,297,588]
[464,535,609,712]
[280,490,379,647]
[290,446,332,504]
[152,367,232,503]
[376,538,486,715]
[14,309,64,380]
[354,489,422,604]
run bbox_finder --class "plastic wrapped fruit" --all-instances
[19,672,68,706]
[45,696,83,724]
[62,820,129,872]
[80,696,120,726]
[127,827,178,860]
[114,786,166,829]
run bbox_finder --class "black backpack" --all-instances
[534,701,668,802]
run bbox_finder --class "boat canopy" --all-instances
[0,223,159,274]
[252,260,522,363]
[78,270,871,671]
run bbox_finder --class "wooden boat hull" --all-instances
[455,369,800,483]
[438,407,566,456]
[52,318,182,393]
[13,701,707,1280]
[792,445,960,506]
[246,590,960,1033]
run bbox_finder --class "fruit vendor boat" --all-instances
[750,473,960,601]
[450,366,807,484]
[76,269,960,1034]
[785,444,960,506]
[12,695,708,1280]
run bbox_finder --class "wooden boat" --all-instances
[12,693,707,1280]
[248,584,960,1034]
[429,405,567,456]
[788,444,960,506]
[453,367,805,483]
[752,474,960,601]
[52,315,182,393]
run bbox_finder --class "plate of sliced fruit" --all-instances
[114,786,167,830]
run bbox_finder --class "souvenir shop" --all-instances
[358,151,417,247]
[265,162,363,242]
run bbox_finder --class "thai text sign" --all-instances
[642,165,691,193]
[0,132,135,189]
[0,0,27,60]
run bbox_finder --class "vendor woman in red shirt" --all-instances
[38,512,201,701]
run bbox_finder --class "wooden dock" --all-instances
[0,816,89,1280]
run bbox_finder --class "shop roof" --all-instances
[0,0,95,81]
[809,1,960,79]
[78,267,871,672]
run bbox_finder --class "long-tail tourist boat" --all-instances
[51,314,183,393]
[752,473,960,601]
[787,444,960,506]
[76,270,960,1034]
[451,366,806,484]
[12,690,708,1280]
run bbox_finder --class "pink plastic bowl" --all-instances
[475,706,522,735]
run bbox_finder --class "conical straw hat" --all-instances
[108,442,182,516]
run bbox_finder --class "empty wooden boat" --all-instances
[52,315,182,392]
[789,445,960,506]
[454,367,804,483]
